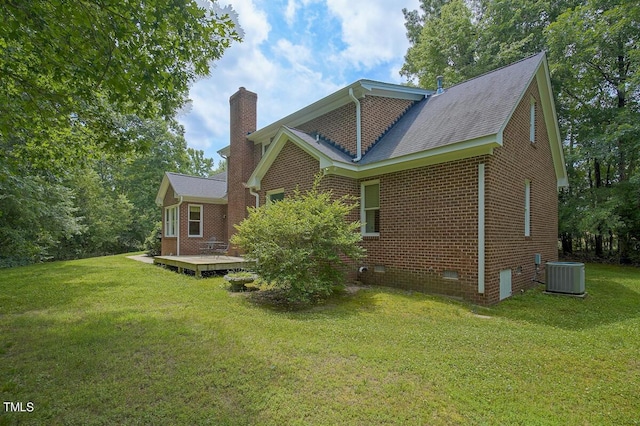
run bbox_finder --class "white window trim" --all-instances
[525,180,531,237]
[529,97,536,143]
[165,205,178,237]
[266,188,285,204]
[361,180,380,237]
[188,204,203,238]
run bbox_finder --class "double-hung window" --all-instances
[530,97,536,143]
[524,180,531,237]
[267,189,285,204]
[165,206,178,237]
[361,181,380,236]
[188,204,203,237]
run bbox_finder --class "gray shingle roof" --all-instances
[166,172,227,199]
[360,53,544,165]
[285,127,354,164]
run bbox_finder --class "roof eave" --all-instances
[346,135,500,179]
[180,196,227,205]
[155,173,171,206]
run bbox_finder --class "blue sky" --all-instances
[181,0,421,162]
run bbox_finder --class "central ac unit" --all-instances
[545,262,585,295]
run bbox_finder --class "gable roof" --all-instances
[360,53,543,164]
[246,52,567,189]
[155,172,227,206]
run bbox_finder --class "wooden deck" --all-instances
[153,255,254,278]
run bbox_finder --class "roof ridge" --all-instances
[439,52,544,92]
[167,171,225,181]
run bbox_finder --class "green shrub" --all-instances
[143,221,162,257]
[231,176,365,304]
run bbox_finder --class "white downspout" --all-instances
[348,88,362,162]
[477,164,485,294]
[248,186,260,208]
[176,196,184,256]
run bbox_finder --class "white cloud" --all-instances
[325,0,418,69]
[178,0,421,161]
[285,0,298,25]
[274,39,313,67]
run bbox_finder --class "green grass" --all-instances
[1,255,639,425]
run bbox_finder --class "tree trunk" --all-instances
[561,232,573,254]
[594,159,604,257]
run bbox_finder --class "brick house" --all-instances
[155,171,228,256]
[156,52,567,305]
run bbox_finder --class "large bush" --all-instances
[231,178,365,304]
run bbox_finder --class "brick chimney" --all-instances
[227,87,258,252]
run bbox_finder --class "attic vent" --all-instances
[443,270,458,280]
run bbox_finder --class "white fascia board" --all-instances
[155,174,171,206]
[537,59,568,189]
[218,145,230,158]
[360,80,432,100]
[181,196,227,205]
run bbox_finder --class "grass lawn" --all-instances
[1,255,639,425]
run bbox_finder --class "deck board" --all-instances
[153,255,253,277]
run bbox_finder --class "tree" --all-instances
[546,0,640,260]
[0,0,238,265]
[1,1,242,171]
[402,0,479,87]
[401,0,640,262]
[0,166,83,266]
[231,177,365,304]
[53,169,135,259]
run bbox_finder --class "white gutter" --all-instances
[348,88,362,162]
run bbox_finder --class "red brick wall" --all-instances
[175,203,227,256]
[258,141,320,203]
[160,183,228,256]
[357,158,484,300]
[297,103,357,154]
[296,96,414,157]
[360,96,414,154]
[227,88,259,254]
[482,79,558,304]
[161,184,179,256]
[257,139,484,300]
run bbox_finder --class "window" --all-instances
[188,204,203,237]
[267,189,285,203]
[529,97,536,143]
[361,181,380,235]
[165,205,178,237]
[524,180,531,237]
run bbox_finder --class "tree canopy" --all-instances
[0,1,241,265]
[1,0,242,171]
